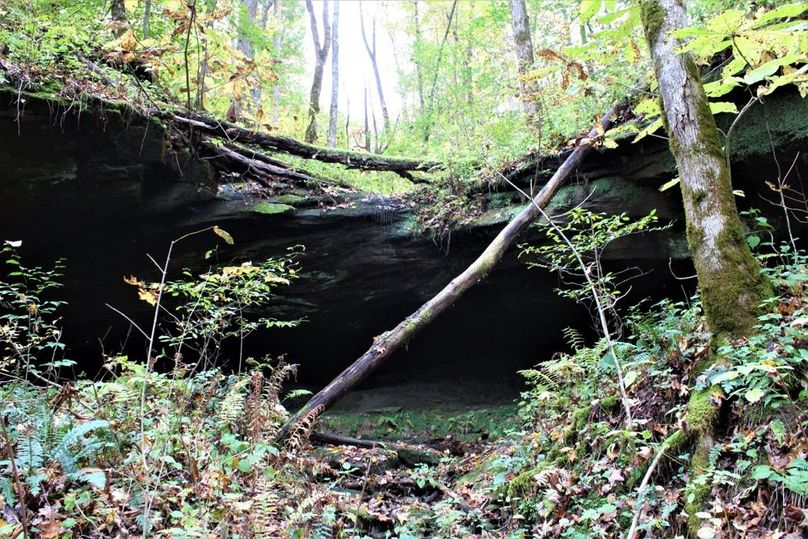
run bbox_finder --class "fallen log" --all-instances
[173,112,442,173]
[275,101,626,440]
[310,431,444,465]
[201,140,332,187]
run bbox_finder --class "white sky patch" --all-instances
[302,1,408,120]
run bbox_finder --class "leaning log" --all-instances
[275,101,626,440]
[172,112,442,173]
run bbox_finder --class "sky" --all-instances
[302,1,409,121]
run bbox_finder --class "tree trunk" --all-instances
[275,102,625,440]
[171,112,441,172]
[143,0,152,38]
[423,0,458,141]
[363,86,371,152]
[360,5,390,132]
[271,0,282,126]
[640,0,771,533]
[641,0,768,341]
[196,0,219,110]
[509,0,541,135]
[110,0,127,36]
[411,0,425,112]
[327,1,340,147]
[231,0,259,122]
[304,0,331,143]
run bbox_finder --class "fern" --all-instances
[218,377,250,427]
[563,327,586,351]
[285,490,324,533]
[285,405,324,452]
[0,475,15,505]
[311,504,336,539]
[252,472,279,539]
[52,419,109,474]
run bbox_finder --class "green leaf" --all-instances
[710,370,739,384]
[744,387,765,403]
[746,235,761,249]
[709,101,738,115]
[704,78,741,98]
[744,55,802,85]
[580,0,602,24]
[755,3,808,27]
[623,370,638,388]
[73,468,106,488]
[705,9,746,34]
[634,98,660,116]
[633,118,664,143]
[659,177,680,192]
[751,464,776,480]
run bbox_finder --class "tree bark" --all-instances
[509,0,542,135]
[640,1,771,534]
[275,102,625,440]
[360,5,390,133]
[641,0,768,341]
[363,86,371,152]
[304,0,331,143]
[143,0,152,38]
[230,0,259,122]
[327,1,340,147]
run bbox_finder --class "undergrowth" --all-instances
[1,239,806,537]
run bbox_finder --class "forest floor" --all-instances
[2,252,806,538]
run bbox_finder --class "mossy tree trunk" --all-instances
[640,0,771,533]
[641,0,769,342]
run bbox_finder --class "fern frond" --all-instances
[52,419,109,474]
[218,377,250,427]
[251,473,279,539]
[285,405,324,452]
[562,327,586,351]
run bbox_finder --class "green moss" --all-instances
[572,405,591,431]
[249,202,296,215]
[685,435,714,535]
[721,89,808,158]
[271,194,308,206]
[507,466,543,499]
[640,0,666,48]
[600,395,619,410]
[686,389,718,434]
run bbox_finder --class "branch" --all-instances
[172,112,442,172]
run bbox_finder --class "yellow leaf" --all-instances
[213,226,234,245]
[138,289,158,306]
[123,275,144,287]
